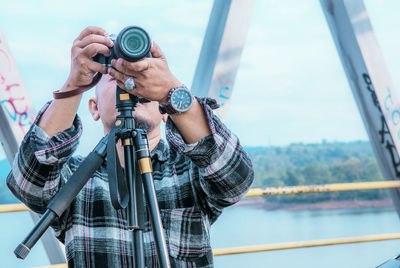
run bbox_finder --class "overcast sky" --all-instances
[1,0,400,158]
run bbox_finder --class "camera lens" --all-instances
[116,26,151,62]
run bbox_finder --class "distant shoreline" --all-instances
[236,197,394,211]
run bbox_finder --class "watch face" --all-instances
[171,88,193,112]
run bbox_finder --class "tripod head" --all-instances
[115,85,138,116]
[114,85,151,126]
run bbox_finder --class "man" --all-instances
[7,26,254,267]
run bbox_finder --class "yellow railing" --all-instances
[0,203,28,213]
[34,264,67,268]
[213,233,400,256]
[245,180,400,197]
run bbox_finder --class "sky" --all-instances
[1,0,400,158]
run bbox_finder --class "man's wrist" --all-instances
[169,97,197,118]
[53,83,84,100]
[159,85,193,115]
[160,79,182,105]
[54,73,102,100]
[57,81,79,94]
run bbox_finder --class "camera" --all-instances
[93,26,151,66]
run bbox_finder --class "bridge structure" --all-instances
[1,0,400,266]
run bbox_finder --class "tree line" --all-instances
[245,140,391,204]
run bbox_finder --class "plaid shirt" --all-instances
[7,97,254,268]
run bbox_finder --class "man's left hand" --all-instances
[108,41,181,104]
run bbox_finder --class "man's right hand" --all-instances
[63,26,114,91]
[38,27,113,137]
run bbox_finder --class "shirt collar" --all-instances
[151,139,169,162]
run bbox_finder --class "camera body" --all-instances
[93,26,151,66]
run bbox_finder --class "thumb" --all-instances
[150,41,165,59]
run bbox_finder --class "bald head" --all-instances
[95,74,114,97]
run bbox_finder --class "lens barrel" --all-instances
[115,26,151,62]
[93,26,151,65]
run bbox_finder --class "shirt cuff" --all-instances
[166,97,225,168]
[26,101,82,165]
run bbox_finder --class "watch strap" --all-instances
[159,87,180,114]
[159,103,179,115]
[159,85,193,115]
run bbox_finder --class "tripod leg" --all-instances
[134,130,170,268]
[123,142,139,230]
[142,172,170,268]
[134,164,145,268]
[123,140,145,268]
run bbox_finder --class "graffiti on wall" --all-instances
[0,38,34,133]
[363,73,400,176]
[216,73,234,108]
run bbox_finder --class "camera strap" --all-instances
[107,127,129,210]
[53,72,102,99]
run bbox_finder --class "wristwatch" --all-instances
[159,85,194,115]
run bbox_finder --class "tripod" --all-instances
[15,86,170,268]
[108,86,170,267]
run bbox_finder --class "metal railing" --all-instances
[0,203,28,213]
[213,233,400,256]
[246,180,400,196]
[34,265,67,268]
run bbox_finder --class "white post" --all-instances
[191,0,255,119]
[320,0,400,217]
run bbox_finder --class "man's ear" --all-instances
[162,114,168,123]
[88,96,100,121]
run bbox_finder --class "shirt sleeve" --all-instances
[6,101,82,215]
[165,97,254,222]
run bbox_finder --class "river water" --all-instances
[212,205,400,268]
[1,205,400,267]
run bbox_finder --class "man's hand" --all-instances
[63,26,114,91]
[108,41,181,104]
[38,26,113,137]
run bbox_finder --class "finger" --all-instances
[75,26,107,41]
[150,41,165,59]
[75,34,114,48]
[86,60,108,74]
[111,58,150,75]
[116,80,141,96]
[116,80,126,90]
[107,68,130,84]
[82,43,111,58]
